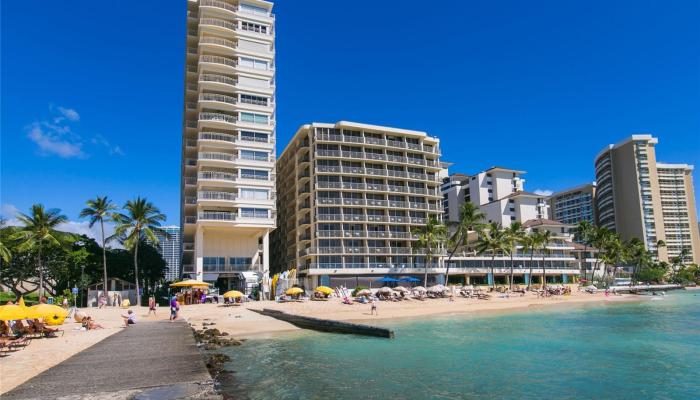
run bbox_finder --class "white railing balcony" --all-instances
[198,191,237,201]
[240,154,273,162]
[199,18,237,31]
[199,93,237,105]
[200,55,237,68]
[240,173,271,181]
[199,211,236,221]
[199,112,237,124]
[199,74,237,86]
[200,0,237,13]
[199,132,237,142]
[199,151,235,161]
[199,171,237,181]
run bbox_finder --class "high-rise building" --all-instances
[594,135,700,262]
[180,0,277,293]
[440,167,549,227]
[549,183,596,225]
[154,226,181,282]
[272,121,444,288]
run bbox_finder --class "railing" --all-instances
[199,74,237,86]
[186,139,197,147]
[185,158,197,166]
[200,55,237,68]
[315,149,440,166]
[185,196,197,205]
[204,264,255,273]
[183,243,195,251]
[199,151,234,161]
[199,112,237,124]
[315,134,440,154]
[240,173,271,181]
[200,0,237,12]
[199,93,237,105]
[198,191,236,201]
[185,216,197,224]
[198,211,236,221]
[199,171,236,181]
[184,177,197,185]
[199,132,236,142]
[182,264,195,272]
[240,154,272,162]
[199,18,237,31]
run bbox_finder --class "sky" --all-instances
[2,0,699,239]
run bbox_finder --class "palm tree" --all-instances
[520,232,540,290]
[412,216,447,287]
[534,230,553,289]
[601,233,623,281]
[626,238,651,283]
[590,227,611,282]
[113,197,166,306]
[576,220,594,282]
[80,196,118,305]
[0,217,11,264]
[444,203,485,286]
[475,222,508,288]
[9,204,74,298]
[504,222,525,290]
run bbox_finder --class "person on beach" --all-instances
[148,296,157,316]
[122,310,136,327]
[370,298,378,316]
[98,294,106,309]
[170,296,179,322]
[113,293,119,307]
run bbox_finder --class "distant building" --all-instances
[549,183,596,226]
[594,135,700,262]
[155,226,181,282]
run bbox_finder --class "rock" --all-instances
[205,353,231,377]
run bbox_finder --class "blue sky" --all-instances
[2,0,699,236]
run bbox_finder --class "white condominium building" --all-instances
[154,226,182,282]
[549,183,596,226]
[180,0,276,293]
[594,135,699,262]
[272,121,445,288]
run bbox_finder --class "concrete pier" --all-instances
[254,309,395,338]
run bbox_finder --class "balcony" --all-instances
[199,131,237,143]
[199,93,237,106]
[199,18,237,33]
[200,55,237,73]
[183,242,195,251]
[199,0,237,14]
[199,211,236,221]
[198,191,237,201]
[199,74,237,88]
[198,171,237,184]
[199,112,237,126]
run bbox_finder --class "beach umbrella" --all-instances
[412,286,427,293]
[315,286,334,295]
[18,297,27,307]
[378,286,394,294]
[27,304,68,325]
[0,304,29,321]
[355,289,372,297]
[393,286,408,293]
[428,284,447,292]
[223,290,244,298]
[399,277,420,283]
[376,276,399,283]
[170,279,211,288]
[286,287,304,295]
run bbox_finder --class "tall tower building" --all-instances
[180,0,276,293]
[549,183,596,225]
[594,135,700,262]
[154,226,182,282]
[272,121,444,288]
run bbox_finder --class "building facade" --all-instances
[180,0,276,293]
[155,226,182,282]
[549,183,596,225]
[272,121,445,288]
[594,135,699,262]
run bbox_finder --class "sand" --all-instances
[0,289,634,395]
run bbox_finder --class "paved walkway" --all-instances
[3,321,213,400]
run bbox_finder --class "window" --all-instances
[240,169,268,180]
[240,150,269,161]
[240,188,269,200]
[229,257,252,267]
[241,208,269,218]
[240,131,268,142]
[241,21,268,34]
[240,94,268,106]
[240,57,269,70]
[240,3,269,16]
[240,112,269,125]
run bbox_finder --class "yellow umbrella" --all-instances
[0,305,29,321]
[286,287,304,295]
[314,286,333,295]
[27,304,68,326]
[169,279,211,288]
[223,290,244,298]
[18,297,27,307]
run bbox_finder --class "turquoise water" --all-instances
[222,292,700,399]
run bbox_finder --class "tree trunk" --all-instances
[37,245,44,299]
[423,253,429,287]
[444,231,465,288]
[527,251,534,290]
[509,251,514,290]
[101,220,110,306]
[541,254,547,290]
[582,245,588,283]
[134,239,141,307]
[490,254,496,288]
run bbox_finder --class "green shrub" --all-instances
[351,286,368,296]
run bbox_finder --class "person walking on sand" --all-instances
[148,296,157,317]
[122,309,136,327]
[370,298,378,316]
[169,296,179,322]
[113,293,119,307]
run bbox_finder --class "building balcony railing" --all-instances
[199,112,237,124]
[199,151,235,162]
[199,93,237,105]
[315,133,440,154]
[301,247,444,257]
[315,181,440,197]
[315,150,440,167]
[183,242,195,251]
[199,171,237,182]
[198,191,237,201]
[185,196,197,205]
[199,0,237,13]
[200,55,237,68]
[199,74,237,86]
[199,18,238,32]
[199,131,237,143]
[316,214,429,224]
[204,264,257,273]
[199,211,236,221]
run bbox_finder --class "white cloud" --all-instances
[57,106,80,121]
[91,134,125,156]
[533,189,554,196]
[28,124,87,159]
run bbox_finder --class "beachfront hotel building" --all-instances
[594,135,700,262]
[180,0,276,293]
[271,121,445,288]
[154,226,182,282]
[549,183,596,225]
[441,167,549,227]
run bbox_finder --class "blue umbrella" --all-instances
[399,277,420,283]
[376,276,400,283]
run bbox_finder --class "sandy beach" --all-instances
[0,290,636,395]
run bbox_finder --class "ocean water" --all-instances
[221,292,700,399]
